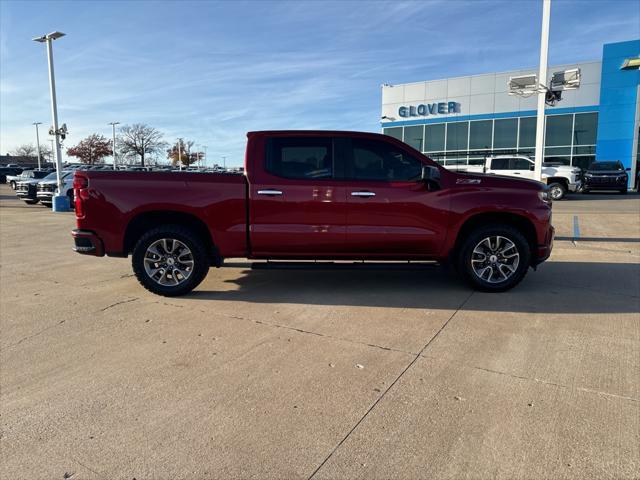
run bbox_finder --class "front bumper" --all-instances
[568,180,582,192]
[71,229,105,256]
[534,225,554,266]
[584,176,628,189]
[37,192,54,202]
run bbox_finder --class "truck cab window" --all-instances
[349,139,422,181]
[491,158,510,170]
[267,138,333,179]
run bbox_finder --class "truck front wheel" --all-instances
[548,182,566,201]
[457,224,531,292]
[132,225,210,296]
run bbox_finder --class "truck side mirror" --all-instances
[530,165,535,171]
[421,165,441,188]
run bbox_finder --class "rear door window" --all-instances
[266,137,333,179]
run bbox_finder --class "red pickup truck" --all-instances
[72,131,554,296]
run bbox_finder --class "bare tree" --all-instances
[40,144,53,162]
[117,124,167,167]
[11,144,37,157]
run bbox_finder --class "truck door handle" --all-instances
[257,189,283,196]
[351,191,376,197]
[513,172,521,174]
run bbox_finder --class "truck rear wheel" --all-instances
[457,224,531,292]
[132,225,210,296]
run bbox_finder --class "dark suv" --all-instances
[583,161,629,194]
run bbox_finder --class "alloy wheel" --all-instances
[471,236,520,284]
[143,238,194,286]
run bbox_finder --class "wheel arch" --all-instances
[123,210,221,266]
[545,177,569,189]
[452,212,538,265]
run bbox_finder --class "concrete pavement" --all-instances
[1,185,638,479]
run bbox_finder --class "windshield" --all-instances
[590,162,622,171]
[42,171,72,181]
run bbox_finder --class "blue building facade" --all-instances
[595,39,640,180]
[381,39,640,186]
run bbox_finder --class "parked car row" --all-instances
[8,164,242,208]
[14,170,74,207]
[444,156,634,198]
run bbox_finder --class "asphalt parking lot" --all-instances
[1,184,639,479]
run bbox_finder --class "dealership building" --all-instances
[381,39,640,185]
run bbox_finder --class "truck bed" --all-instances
[75,170,248,257]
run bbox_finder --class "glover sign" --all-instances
[398,102,461,117]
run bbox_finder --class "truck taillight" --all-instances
[74,174,88,218]
[73,175,88,189]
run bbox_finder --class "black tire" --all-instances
[548,182,566,201]
[619,187,627,194]
[582,189,590,194]
[456,224,531,292]
[41,202,52,208]
[24,199,39,205]
[132,225,210,297]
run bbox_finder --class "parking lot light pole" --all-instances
[33,122,43,170]
[534,0,551,182]
[109,122,119,170]
[33,31,68,212]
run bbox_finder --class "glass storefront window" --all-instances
[469,120,492,150]
[544,156,570,165]
[573,113,597,146]
[383,127,403,141]
[493,119,517,148]
[545,147,571,156]
[425,124,445,152]
[444,157,468,166]
[545,114,573,146]
[468,157,486,165]
[383,111,597,167]
[518,117,536,148]
[403,126,424,151]
[572,155,595,171]
[574,146,595,155]
[446,122,468,152]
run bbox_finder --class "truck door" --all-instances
[343,137,447,256]
[248,136,348,256]
[508,157,536,180]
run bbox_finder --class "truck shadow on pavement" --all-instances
[190,261,640,314]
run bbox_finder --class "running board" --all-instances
[246,260,440,271]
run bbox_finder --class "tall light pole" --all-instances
[33,31,68,211]
[203,145,207,168]
[222,156,226,170]
[178,138,182,169]
[109,122,119,170]
[33,122,43,170]
[533,0,551,181]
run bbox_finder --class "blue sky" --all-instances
[1,0,638,166]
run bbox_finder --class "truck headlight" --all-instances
[538,190,551,203]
